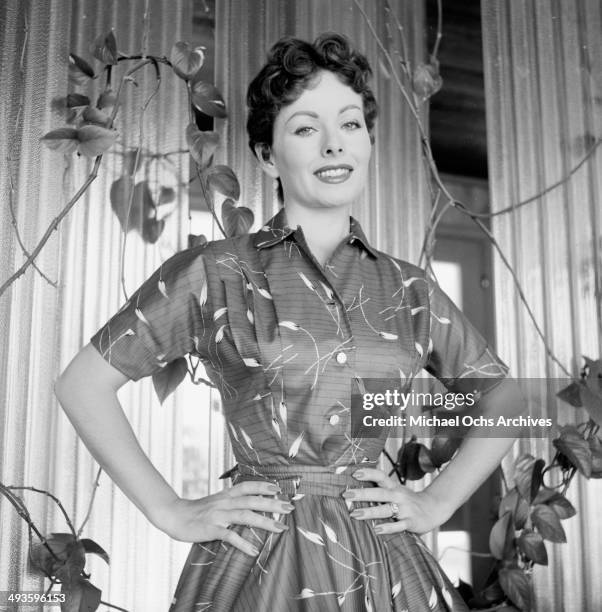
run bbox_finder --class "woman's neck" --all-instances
[284,204,351,267]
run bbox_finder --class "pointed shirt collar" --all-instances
[252,208,379,259]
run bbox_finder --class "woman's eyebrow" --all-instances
[285,104,362,125]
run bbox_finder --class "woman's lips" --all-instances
[314,165,353,183]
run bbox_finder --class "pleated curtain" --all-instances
[482,1,602,610]
[0,1,199,609]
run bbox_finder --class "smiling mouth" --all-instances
[314,166,353,183]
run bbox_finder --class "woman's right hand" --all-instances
[150,481,294,556]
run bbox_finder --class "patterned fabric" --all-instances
[91,209,508,611]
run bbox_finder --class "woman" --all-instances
[56,34,522,611]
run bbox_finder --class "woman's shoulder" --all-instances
[372,248,428,280]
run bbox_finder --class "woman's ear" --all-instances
[254,143,279,179]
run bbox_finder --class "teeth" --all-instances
[316,168,350,178]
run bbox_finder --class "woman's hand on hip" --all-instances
[342,468,454,535]
[151,481,294,556]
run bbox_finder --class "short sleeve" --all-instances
[90,246,214,381]
[424,275,508,394]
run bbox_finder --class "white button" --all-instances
[336,352,347,364]
[329,414,340,426]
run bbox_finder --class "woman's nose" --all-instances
[321,130,344,157]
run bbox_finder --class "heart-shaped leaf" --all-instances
[61,577,101,612]
[77,125,118,157]
[412,60,443,101]
[81,106,111,128]
[152,358,189,403]
[96,89,117,115]
[513,454,541,502]
[203,165,240,199]
[489,511,515,560]
[142,217,165,244]
[158,186,176,205]
[89,31,119,65]
[531,504,567,542]
[170,42,205,80]
[556,381,583,408]
[67,93,90,108]
[498,568,532,611]
[429,435,461,467]
[41,128,79,155]
[69,53,95,78]
[543,492,577,519]
[186,124,219,168]
[222,200,254,237]
[553,426,593,477]
[188,233,208,248]
[518,528,548,565]
[110,176,138,231]
[190,78,227,118]
[397,436,429,481]
[498,488,529,529]
[80,538,110,565]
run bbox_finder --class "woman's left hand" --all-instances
[342,468,453,535]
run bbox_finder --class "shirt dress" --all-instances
[91,208,508,612]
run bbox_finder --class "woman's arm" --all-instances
[55,344,294,555]
[343,377,525,534]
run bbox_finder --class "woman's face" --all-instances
[262,70,372,211]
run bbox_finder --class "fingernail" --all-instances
[249,546,260,556]
[266,484,281,493]
[374,526,384,534]
[353,470,365,479]
[342,490,355,498]
[350,510,363,519]
[281,503,295,512]
[274,521,289,531]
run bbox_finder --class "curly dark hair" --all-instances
[246,32,378,158]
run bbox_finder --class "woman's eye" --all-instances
[342,120,361,130]
[294,126,315,136]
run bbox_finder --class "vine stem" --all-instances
[431,0,443,60]
[77,468,102,538]
[0,157,102,297]
[99,600,129,612]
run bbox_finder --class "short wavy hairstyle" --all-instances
[246,32,378,158]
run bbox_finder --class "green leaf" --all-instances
[190,78,227,118]
[141,217,165,244]
[89,31,118,65]
[498,488,529,529]
[553,426,592,477]
[50,538,85,587]
[81,107,111,128]
[68,53,95,85]
[396,436,429,481]
[110,176,138,231]
[222,200,254,238]
[170,41,205,80]
[518,528,548,565]
[489,511,515,560]
[61,578,101,612]
[41,128,79,155]
[152,358,188,404]
[589,435,602,478]
[542,492,577,519]
[412,60,443,101]
[417,444,435,473]
[67,93,91,108]
[186,124,219,168]
[80,539,110,564]
[96,89,117,115]
[513,454,541,502]
[77,125,118,157]
[531,504,567,543]
[188,233,208,249]
[204,165,240,199]
[556,381,583,408]
[158,186,176,205]
[499,568,532,611]
[429,435,461,468]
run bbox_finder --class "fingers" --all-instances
[223,508,290,535]
[350,503,401,521]
[229,481,281,497]
[342,487,392,503]
[352,468,396,489]
[227,495,294,516]
[216,527,261,557]
[374,519,410,535]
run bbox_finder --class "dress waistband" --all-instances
[231,463,378,497]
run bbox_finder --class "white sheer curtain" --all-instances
[0,1,203,608]
[483,1,602,609]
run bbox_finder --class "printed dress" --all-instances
[91,209,508,612]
